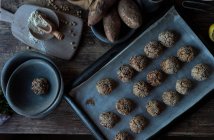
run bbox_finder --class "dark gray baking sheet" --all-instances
[69,7,214,140]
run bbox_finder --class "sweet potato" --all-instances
[103,7,121,43]
[88,0,117,26]
[118,0,142,29]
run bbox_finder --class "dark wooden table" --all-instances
[0,0,214,138]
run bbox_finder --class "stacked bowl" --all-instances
[1,51,64,118]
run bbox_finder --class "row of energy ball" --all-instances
[116,31,179,84]
[96,31,210,140]
[117,30,189,84]
[97,68,209,140]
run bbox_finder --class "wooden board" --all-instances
[0,4,83,60]
[0,0,213,138]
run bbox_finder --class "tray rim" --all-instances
[65,6,214,140]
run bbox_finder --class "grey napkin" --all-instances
[0,114,11,125]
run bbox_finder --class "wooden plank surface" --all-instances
[0,0,214,137]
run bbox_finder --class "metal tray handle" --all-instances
[64,94,106,140]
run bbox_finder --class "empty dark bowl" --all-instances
[91,21,136,44]
[6,59,60,116]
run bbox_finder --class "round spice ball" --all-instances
[96,78,116,95]
[99,112,120,129]
[146,100,163,117]
[117,65,135,82]
[129,115,147,133]
[161,56,181,74]
[176,78,192,95]
[116,98,134,115]
[158,31,177,47]
[144,41,164,59]
[191,64,210,81]
[147,70,165,86]
[129,55,148,72]
[114,131,133,140]
[31,78,49,95]
[162,91,180,106]
[177,46,195,62]
[133,81,151,98]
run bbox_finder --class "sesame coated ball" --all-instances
[158,31,177,47]
[133,81,151,98]
[96,78,116,95]
[162,91,180,106]
[31,78,49,95]
[116,98,134,115]
[191,64,210,81]
[144,41,164,59]
[161,56,181,74]
[147,70,165,86]
[129,55,148,72]
[146,100,164,116]
[176,78,192,95]
[117,65,135,82]
[114,131,133,140]
[129,115,147,133]
[99,112,120,129]
[177,46,195,62]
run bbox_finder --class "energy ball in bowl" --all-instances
[146,100,163,117]
[129,115,147,133]
[96,78,116,95]
[116,98,134,115]
[176,78,192,95]
[99,112,120,129]
[191,64,210,81]
[158,31,177,47]
[147,70,165,86]
[133,81,151,98]
[144,41,164,59]
[161,56,181,74]
[115,131,133,140]
[31,78,49,95]
[129,55,148,72]
[177,46,195,62]
[162,91,180,106]
[117,65,135,82]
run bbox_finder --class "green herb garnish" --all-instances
[0,88,13,115]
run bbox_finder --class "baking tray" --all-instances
[66,7,214,140]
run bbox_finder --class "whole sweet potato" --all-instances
[103,7,121,43]
[88,0,117,26]
[118,0,142,29]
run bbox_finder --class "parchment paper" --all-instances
[69,7,214,140]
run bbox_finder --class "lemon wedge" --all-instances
[209,24,214,42]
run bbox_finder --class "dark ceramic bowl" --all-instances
[1,51,64,118]
[6,59,60,116]
[91,21,136,44]
[28,8,59,41]
[1,52,48,95]
[1,53,32,95]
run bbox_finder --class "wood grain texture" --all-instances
[0,0,214,137]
